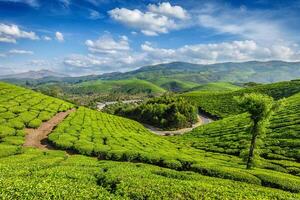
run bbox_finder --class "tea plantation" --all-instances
[0,82,73,158]
[182,80,300,118]
[1,149,299,200]
[0,81,300,199]
[171,92,300,174]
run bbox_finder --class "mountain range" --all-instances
[1,60,300,85]
[0,70,68,80]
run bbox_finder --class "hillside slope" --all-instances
[171,92,300,165]
[74,79,165,95]
[0,82,300,198]
[0,82,74,157]
[112,61,300,83]
[188,82,242,92]
[182,80,300,118]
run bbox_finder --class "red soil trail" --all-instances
[23,108,75,150]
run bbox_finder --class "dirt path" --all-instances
[23,108,75,150]
[144,114,213,136]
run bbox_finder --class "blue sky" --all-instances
[0,0,300,76]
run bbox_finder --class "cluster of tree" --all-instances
[104,95,198,130]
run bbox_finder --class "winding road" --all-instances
[144,114,213,136]
[97,102,213,136]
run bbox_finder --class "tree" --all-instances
[236,93,282,169]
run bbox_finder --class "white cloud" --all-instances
[85,35,130,54]
[141,40,300,64]
[64,35,145,73]
[108,2,188,36]
[55,31,64,42]
[148,2,188,20]
[43,36,52,41]
[63,37,300,75]
[9,49,34,55]
[89,10,102,20]
[0,23,39,43]
[0,0,39,7]
[64,54,106,68]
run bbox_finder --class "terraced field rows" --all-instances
[1,149,299,200]
[0,81,300,199]
[0,82,73,157]
[182,80,300,118]
[171,92,300,175]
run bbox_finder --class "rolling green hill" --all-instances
[147,77,200,92]
[182,80,300,118]
[3,61,300,89]
[33,79,166,108]
[188,82,242,92]
[110,61,300,84]
[0,82,300,199]
[69,79,166,95]
[0,82,73,158]
[171,92,300,166]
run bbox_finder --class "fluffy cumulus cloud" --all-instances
[64,54,106,68]
[9,49,34,55]
[147,2,188,20]
[0,23,39,43]
[64,35,145,73]
[55,31,64,42]
[141,40,300,64]
[85,35,130,54]
[108,2,188,36]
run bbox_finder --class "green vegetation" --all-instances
[182,80,300,118]
[0,82,73,157]
[104,95,198,130]
[74,79,165,95]
[189,82,242,92]
[171,92,300,168]
[1,149,299,200]
[34,79,166,109]
[0,81,300,199]
[236,93,281,169]
[48,106,300,194]
[148,77,201,92]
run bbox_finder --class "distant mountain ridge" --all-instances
[1,60,300,85]
[0,69,69,80]
[114,60,300,83]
